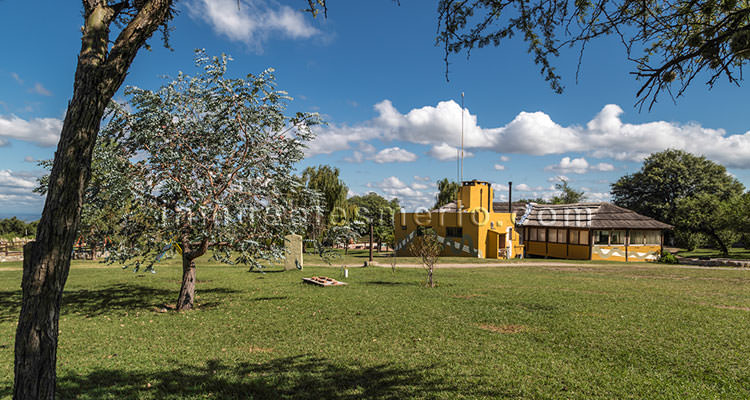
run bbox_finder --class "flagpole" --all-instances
[461,92,464,182]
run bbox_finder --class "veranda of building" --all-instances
[518,203,672,261]
[394,180,523,259]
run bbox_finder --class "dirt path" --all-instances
[308,261,750,271]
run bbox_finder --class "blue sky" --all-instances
[1,0,750,216]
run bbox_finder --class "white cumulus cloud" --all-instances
[372,147,417,163]
[545,157,590,174]
[0,115,61,147]
[309,101,750,168]
[187,0,320,49]
[427,142,473,161]
[367,176,434,210]
[545,157,616,174]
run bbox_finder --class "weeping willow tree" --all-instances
[300,165,349,240]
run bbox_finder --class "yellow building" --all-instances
[518,202,672,262]
[394,180,672,262]
[394,180,523,259]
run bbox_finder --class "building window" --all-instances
[594,230,609,245]
[549,229,557,243]
[611,230,625,245]
[529,228,538,241]
[446,227,463,238]
[569,230,579,245]
[556,229,567,243]
[538,228,546,242]
[580,230,589,245]
[630,230,660,245]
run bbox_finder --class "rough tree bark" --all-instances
[177,256,197,310]
[13,2,173,399]
[176,237,209,311]
[708,229,730,256]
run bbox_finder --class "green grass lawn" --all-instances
[1,258,749,399]
[304,248,507,266]
[303,248,602,266]
[675,247,750,260]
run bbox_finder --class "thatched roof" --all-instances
[432,200,671,230]
[516,202,672,230]
[491,202,529,215]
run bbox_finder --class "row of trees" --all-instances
[298,165,400,256]
[0,218,38,239]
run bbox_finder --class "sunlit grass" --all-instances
[1,258,749,398]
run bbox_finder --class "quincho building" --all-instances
[517,202,672,262]
[394,180,672,262]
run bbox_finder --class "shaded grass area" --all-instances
[1,260,749,398]
[676,247,750,260]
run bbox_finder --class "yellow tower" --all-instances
[458,180,493,213]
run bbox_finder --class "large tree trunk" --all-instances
[709,229,729,256]
[176,255,197,311]
[175,237,209,311]
[13,2,173,399]
[14,81,110,400]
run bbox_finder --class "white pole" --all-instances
[461,92,465,182]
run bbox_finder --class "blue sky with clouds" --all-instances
[2,0,750,216]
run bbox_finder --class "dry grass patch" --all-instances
[478,324,528,334]
[714,305,750,311]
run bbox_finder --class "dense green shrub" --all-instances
[658,251,679,264]
[674,230,705,251]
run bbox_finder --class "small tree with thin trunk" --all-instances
[408,228,442,287]
[102,52,320,310]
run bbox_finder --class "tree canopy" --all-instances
[348,192,401,251]
[0,218,37,239]
[611,149,745,254]
[301,165,349,223]
[434,178,460,209]
[437,0,750,108]
[611,149,744,223]
[100,52,321,310]
[551,179,586,204]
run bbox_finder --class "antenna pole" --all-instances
[461,92,464,182]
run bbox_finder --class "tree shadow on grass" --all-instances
[0,284,239,322]
[52,355,486,399]
[363,281,408,286]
